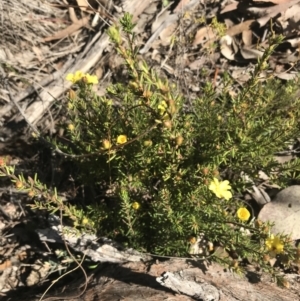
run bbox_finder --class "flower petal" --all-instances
[66,73,74,82]
[222,190,232,200]
[220,180,231,190]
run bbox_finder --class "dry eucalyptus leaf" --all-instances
[251,185,271,207]
[248,0,300,20]
[159,23,177,46]
[258,186,300,240]
[220,35,238,60]
[0,260,12,272]
[76,0,99,11]
[76,0,90,11]
[174,0,192,12]
[188,57,207,70]
[240,47,264,60]
[220,1,239,14]
[226,20,255,37]
[253,0,293,4]
[242,29,253,46]
[275,72,298,80]
[231,69,251,83]
[174,0,200,13]
[192,26,216,46]
[283,5,300,23]
[286,37,300,47]
[43,16,90,42]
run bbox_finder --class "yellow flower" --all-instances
[66,71,84,83]
[209,177,232,200]
[117,135,127,144]
[66,71,98,84]
[132,202,140,210]
[265,234,284,254]
[237,207,250,221]
[158,101,168,115]
[84,73,98,84]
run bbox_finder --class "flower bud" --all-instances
[262,225,270,233]
[175,173,182,181]
[163,120,172,129]
[203,168,209,175]
[168,99,177,115]
[82,218,89,225]
[28,190,35,198]
[15,181,23,189]
[213,170,219,176]
[143,90,152,98]
[102,139,112,149]
[143,140,153,147]
[132,202,140,210]
[68,89,76,100]
[129,81,139,89]
[175,135,184,146]
[255,219,263,228]
[68,124,75,131]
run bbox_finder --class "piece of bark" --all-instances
[152,259,300,301]
[157,271,219,301]
[3,259,300,301]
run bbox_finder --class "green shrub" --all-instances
[2,13,300,282]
